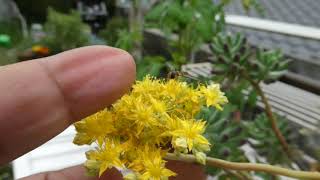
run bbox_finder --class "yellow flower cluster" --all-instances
[73,76,228,179]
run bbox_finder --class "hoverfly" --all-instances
[167,71,200,81]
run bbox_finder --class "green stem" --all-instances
[165,153,320,179]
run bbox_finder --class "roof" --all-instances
[225,0,320,81]
[226,0,320,27]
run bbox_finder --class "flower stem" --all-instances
[165,153,320,179]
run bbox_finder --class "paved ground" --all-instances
[225,0,320,80]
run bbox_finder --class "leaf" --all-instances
[202,107,249,176]
[245,113,296,165]
[247,89,258,108]
[136,56,166,80]
[43,8,90,52]
[230,33,244,54]
[267,70,287,80]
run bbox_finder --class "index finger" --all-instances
[0,46,135,164]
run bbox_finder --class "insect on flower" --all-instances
[167,71,200,81]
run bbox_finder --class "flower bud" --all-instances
[73,133,93,145]
[193,141,210,152]
[84,160,100,176]
[195,152,207,165]
[173,137,188,152]
[124,173,138,180]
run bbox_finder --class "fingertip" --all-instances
[108,46,136,87]
[41,45,136,121]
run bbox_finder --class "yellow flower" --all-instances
[126,149,145,172]
[170,119,210,152]
[162,79,186,99]
[73,110,115,145]
[85,139,124,177]
[200,83,228,110]
[149,96,167,114]
[141,149,176,180]
[73,76,227,178]
[132,76,163,96]
[131,97,157,127]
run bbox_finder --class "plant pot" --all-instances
[166,160,207,180]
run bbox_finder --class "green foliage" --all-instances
[99,17,129,46]
[220,0,264,14]
[167,52,188,70]
[210,33,288,84]
[246,113,297,166]
[199,107,297,178]
[146,0,225,40]
[209,33,250,109]
[209,33,289,111]
[99,16,141,54]
[136,56,166,80]
[210,33,250,83]
[146,0,226,64]
[254,49,289,83]
[198,106,249,176]
[42,8,90,53]
[208,33,296,170]
[240,0,265,14]
[114,29,142,53]
[142,0,265,73]
[0,20,24,45]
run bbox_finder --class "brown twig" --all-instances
[241,70,292,158]
[251,80,292,157]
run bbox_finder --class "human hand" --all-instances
[0,46,136,179]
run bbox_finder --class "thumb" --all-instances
[0,45,135,164]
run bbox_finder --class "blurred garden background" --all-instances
[0,0,320,179]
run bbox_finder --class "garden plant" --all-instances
[0,0,319,179]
